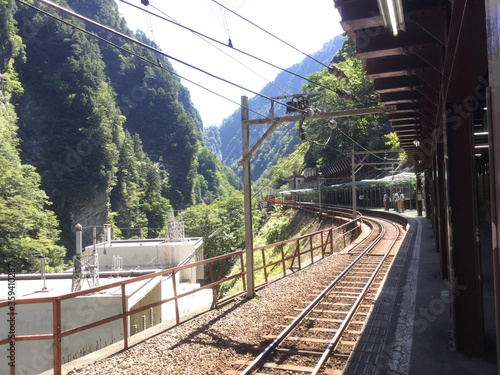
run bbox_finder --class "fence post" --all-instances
[280,243,286,277]
[321,231,325,258]
[172,271,180,325]
[308,234,313,264]
[209,262,217,306]
[121,284,128,349]
[297,239,302,270]
[53,298,62,375]
[240,252,247,292]
[343,226,346,248]
[329,228,334,253]
[262,248,268,284]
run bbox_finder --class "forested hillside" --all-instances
[0,0,65,273]
[206,35,393,188]
[0,0,241,270]
[205,36,345,182]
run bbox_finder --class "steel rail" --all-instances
[311,219,400,374]
[239,217,385,375]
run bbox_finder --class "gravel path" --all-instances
[68,251,347,375]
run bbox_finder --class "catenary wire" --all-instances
[116,0,345,98]
[28,0,307,116]
[147,2,293,98]
[211,0,329,69]
[17,0,274,121]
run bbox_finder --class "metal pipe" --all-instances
[75,224,82,255]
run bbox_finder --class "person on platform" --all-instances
[398,191,405,213]
[383,194,390,211]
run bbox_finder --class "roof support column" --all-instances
[436,140,448,279]
[424,171,432,219]
[485,0,500,368]
[416,173,423,216]
[446,102,484,352]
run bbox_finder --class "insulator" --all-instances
[328,64,346,79]
[141,0,149,5]
[336,89,355,101]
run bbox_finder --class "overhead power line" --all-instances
[16,0,273,120]
[211,0,329,69]
[116,0,347,99]
[27,0,304,117]
[146,2,293,98]
[26,0,306,116]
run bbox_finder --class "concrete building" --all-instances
[0,235,211,374]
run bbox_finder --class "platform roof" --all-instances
[333,0,488,172]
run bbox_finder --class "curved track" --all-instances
[227,215,405,375]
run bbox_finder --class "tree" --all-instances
[0,0,66,273]
[300,35,393,167]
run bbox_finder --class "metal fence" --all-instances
[0,205,361,375]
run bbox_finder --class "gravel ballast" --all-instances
[68,251,347,375]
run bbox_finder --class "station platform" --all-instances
[346,207,498,374]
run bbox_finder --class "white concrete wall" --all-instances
[0,296,122,374]
[160,278,212,322]
[93,238,203,279]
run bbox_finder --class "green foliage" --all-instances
[254,206,293,246]
[110,131,171,236]
[300,35,393,166]
[183,191,263,281]
[62,0,236,208]
[195,146,242,204]
[5,0,240,257]
[0,1,66,273]
[0,163,66,273]
[257,142,309,189]
[385,131,406,160]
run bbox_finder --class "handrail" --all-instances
[0,205,362,374]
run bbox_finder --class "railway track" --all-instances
[225,215,404,375]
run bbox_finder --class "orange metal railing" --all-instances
[0,205,361,375]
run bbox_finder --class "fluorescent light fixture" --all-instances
[474,131,488,136]
[413,139,421,147]
[475,154,482,157]
[377,0,405,36]
[474,145,489,148]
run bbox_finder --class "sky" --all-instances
[115,0,344,127]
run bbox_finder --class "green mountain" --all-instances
[206,35,393,188]
[0,0,65,273]
[205,36,346,182]
[1,0,241,264]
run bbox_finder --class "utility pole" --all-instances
[241,96,255,298]
[241,98,393,298]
